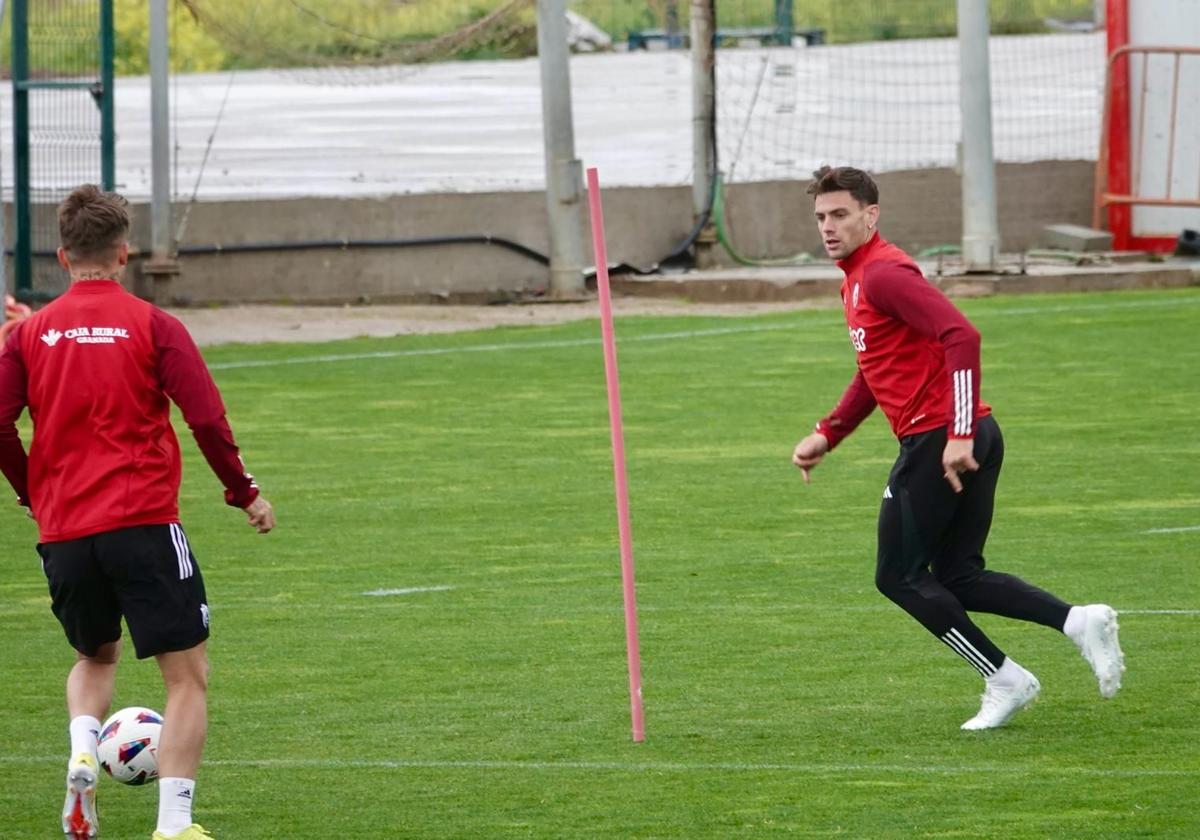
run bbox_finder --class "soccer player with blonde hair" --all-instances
[0,184,275,838]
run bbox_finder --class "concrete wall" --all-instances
[4,160,1096,304]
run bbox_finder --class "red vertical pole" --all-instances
[585,167,646,743]
[1106,0,1132,248]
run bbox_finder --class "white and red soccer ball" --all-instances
[96,707,163,785]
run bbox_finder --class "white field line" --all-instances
[1120,609,1200,615]
[984,295,1200,318]
[207,324,796,370]
[1143,525,1200,534]
[207,294,1200,371]
[1,755,1194,778]
[362,585,454,596]
[192,601,1198,616]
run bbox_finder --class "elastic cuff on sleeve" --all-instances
[224,484,259,509]
[814,421,839,450]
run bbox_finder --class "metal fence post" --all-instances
[957,0,1000,271]
[100,0,115,190]
[145,0,180,302]
[11,0,32,294]
[691,0,718,268]
[536,0,586,298]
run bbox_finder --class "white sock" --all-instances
[69,715,101,763]
[156,777,196,835]
[1062,605,1085,643]
[986,657,1026,688]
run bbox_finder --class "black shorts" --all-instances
[38,523,210,659]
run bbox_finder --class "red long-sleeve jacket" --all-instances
[0,280,258,542]
[816,233,990,449]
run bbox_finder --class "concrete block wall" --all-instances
[3,160,1096,304]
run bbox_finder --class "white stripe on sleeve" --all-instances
[953,369,973,436]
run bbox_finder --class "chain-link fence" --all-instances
[4,0,114,295]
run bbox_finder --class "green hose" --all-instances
[916,244,961,258]
[712,173,815,267]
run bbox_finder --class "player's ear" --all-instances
[56,247,71,272]
[866,204,880,230]
[116,241,129,266]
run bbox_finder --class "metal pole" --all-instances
[536,0,586,298]
[0,0,8,297]
[774,0,794,46]
[957,0,1000,271]
[145,0,179,301]
[150,0,171,258]
[690,0,718,268]
[665,1,682,48]
[99,0,115,190]
[12,0,31,293]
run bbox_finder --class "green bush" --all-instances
[0,0,1097,76]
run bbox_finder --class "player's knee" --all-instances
[933,561,982,592]
[875,565,904,600]
[79,639,121,666]
[159,647,210,693]
[165,666,208,695]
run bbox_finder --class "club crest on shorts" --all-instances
[200,603,210,628]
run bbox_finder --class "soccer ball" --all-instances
[97,707,163,785]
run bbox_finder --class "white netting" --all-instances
[0,1,1108,201]
[717,31,1104,185]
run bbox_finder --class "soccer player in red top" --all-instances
[0,185,275,839]
[791,166,1124,730]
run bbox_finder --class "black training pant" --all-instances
[875,415,1070,676]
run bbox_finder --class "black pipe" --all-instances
[5,199,716,281]
[6,234,551,265]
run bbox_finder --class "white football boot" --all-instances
[63,752,99,838]
[1071,604,1125,699]
[961,665,1041,731]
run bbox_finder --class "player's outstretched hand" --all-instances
[244,495,275,533]
[792,432,830,484]
[941,438,979,494]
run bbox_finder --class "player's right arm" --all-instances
[793,369,877,482]
[0,326,31,510]
[151,309,275,533]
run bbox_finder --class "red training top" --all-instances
[815,233,990,449]
[0,280,258,542]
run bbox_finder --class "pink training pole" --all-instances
[586,166,646,743]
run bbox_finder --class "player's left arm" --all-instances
[0,326,32,509]
[864,262,981,491]
[151,309,263,512]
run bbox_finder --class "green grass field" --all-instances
[1,288,1197,838]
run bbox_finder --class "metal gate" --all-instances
[10,0,115,296]
[1094,44,1200,251]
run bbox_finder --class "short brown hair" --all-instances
[805,166,879,206]
[58,184,130,262]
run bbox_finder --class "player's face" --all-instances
[814,191,879,260]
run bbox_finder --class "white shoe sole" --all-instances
[1083,605,1125,699]
[63,764,98,839]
